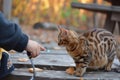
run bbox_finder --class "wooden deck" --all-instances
[6,43,120,80]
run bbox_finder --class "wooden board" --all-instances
[104,13,116,33]
[71,2,120,13]
[11,52,75,67]
[8,50,120,79]
[11,52,119,68]
[3,68,120,80]
[111,12,120,21]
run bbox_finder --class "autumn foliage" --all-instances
[12,0,106,28]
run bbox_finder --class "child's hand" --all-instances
[25,40,45,58]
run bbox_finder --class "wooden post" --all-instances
[118,22,120,35]
[104,13,116,33]
[3,0,12,19]
[93,0,97,28]
[0,0,3,11]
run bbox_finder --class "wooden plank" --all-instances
[104,13,116,33]
[3,68,120,80]
[105,0,120,4]
[42,42,60,49]
[19,49,67,55]
[11,53,75,67]
[71,2,120,13]
[118,22,120,35]
[8,51,120,80]
[111,12,120,21]
[11,52,119,69]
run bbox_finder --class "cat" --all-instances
[57,25,120,76]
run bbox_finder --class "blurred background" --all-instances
[0,0,113,44]
[1,1,120,79]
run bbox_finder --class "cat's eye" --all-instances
[59,39,62,42]
[58,38,63,42]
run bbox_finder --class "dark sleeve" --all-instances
[0,12,28,52]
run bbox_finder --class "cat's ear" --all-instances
[57,25,62,32]
[57,25,68,34]
[63,28,68,35]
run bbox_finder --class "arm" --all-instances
[0,12,45,58]
[0,12,28,52]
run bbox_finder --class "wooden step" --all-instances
[7,50,120,80]
[3,68,120,80]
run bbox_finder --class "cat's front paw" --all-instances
[66,67,75,75]
[74,71,84,77]
[104,66,112,72]
[74,67,86,77]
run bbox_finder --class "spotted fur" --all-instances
[57,26,120,76]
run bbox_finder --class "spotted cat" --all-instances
[57,26,120,76]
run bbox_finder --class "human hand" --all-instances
[25,40,45,58]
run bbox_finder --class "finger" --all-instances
[40,46,46,51]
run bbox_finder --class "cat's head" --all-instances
[57,25,78,46]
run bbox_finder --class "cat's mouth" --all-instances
[58,42,60,45]
[58,43,62,46]
[58,43,64,46]
[58,44,67,47]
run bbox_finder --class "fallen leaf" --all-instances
[28,68,43,73]
[18,58,29,62]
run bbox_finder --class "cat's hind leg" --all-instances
[104,59,114,71]
[104,51,115,71]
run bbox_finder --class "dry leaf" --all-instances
[28,68,43,73]
[66,67,75,75]
[18,58,29,62]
